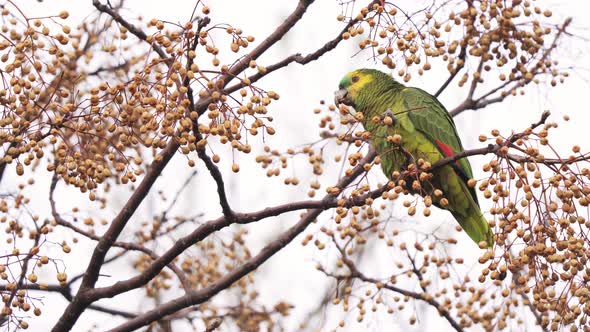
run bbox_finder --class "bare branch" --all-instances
[159,170,199,225]
[0,219,44,323]
[105,149,378,332]
[449,18,572,117]
[92,0,167,60]
[224,0,380,95]
[86,61,130,77]
[434,45,466,98]
[204,319,222,332]
[195,136,235,221]
[49,5,216,330]
[90,110,562,313]
[0,283,136,319]
[219,0,317,88]
[50,140,181,332]
[49,173,192,291]
[336,245,465,332]
[0,141,17,185]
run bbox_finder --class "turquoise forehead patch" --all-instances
[339,75,351,88]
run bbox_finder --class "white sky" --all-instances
[4,0,590,331]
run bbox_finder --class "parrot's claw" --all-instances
[382,108,398,126]
[403,167,419,178]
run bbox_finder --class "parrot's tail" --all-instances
[447,171,494,248]
[454,209,495,248]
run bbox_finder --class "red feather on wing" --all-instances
[434,139,462,167]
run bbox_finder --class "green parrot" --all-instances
[334,68,493,247]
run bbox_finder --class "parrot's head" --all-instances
[334,69,397,114]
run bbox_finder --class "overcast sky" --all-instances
[5,0,590,331]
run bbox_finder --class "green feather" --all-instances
[338,69,494,246]
[401,87,477,203]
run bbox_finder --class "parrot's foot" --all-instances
[402,167,419,179]
[381,108,398,127]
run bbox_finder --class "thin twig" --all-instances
[105,149,378,332]
[449,18,572,117]
[0,283,136,318]
[87,112,558,305]
[195,139,235,221]
[49,173,193,292]
[93,0,168,60]
[333,240,464,332]
[434,45,466,98]
[224,0,380,95]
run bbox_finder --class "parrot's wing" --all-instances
[401,87,478,205]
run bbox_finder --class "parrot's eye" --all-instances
[351,75,359,83]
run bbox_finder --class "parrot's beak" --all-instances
[334,88,352,106]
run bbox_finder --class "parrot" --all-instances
[334,68,494,247]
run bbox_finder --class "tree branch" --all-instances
[434,45,467,98]
[92,0,167,59]
[49,4,215,330]
[0,141,17,185]
[195,136,235,220]
[105,149,378,331]
[87,111,563,308]
[51,4,321,330]
[219,0,316,88]
[223,0,380,95]
[0,218,44,324]
[336,244,465,332]
[0,283,136,319]
[50,140,181,332]
[86,61,130,77]
[449,18,572,117]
